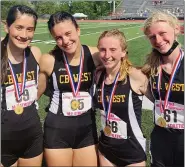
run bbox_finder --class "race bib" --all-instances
[154,100,184,129]
[100,110,127,139]
[62,92,92,116]
[6,80,37,110]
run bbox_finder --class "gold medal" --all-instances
[14,105,23,115]
[104,125,111,136]
[71,100,80,111]
[157,117,167,127]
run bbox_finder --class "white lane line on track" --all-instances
[34,24,128,32]
[32,25,144,44]
[34,25,142,35]
[127,35,145,41]
[32,33,144,44]
[32,34,144,44]
[80,24,138,29]
[80,25,142,36]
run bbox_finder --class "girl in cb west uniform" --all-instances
[37,11,101,166]
[142,11,184,167]
[95,29,152,166]
[1,5,43,167]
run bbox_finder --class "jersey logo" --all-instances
[58,68,66,72]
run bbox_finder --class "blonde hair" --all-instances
[143,10,179,36]
[142,11,180,77]
[97,29,132,83]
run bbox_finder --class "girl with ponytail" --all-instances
[95,29,152,166]
[142,11,184,167]
[1,34,9,84]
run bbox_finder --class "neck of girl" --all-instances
[161,47,181,67]
[105,63,121,82]
[65,42,82,61]
[7,42,24,63]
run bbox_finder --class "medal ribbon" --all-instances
[157,49,184,112]
[101,72,120,120]
[8,52,27,101]
[63,47,84,97]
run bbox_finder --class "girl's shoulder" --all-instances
[30,45,42,64]
[94,66,105,84]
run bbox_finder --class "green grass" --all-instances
[2,21,184,166]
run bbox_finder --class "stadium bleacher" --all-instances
[105,0,184,20]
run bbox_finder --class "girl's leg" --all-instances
[18,153,43,167]
[98,151,115,167]
[73,145,98,166]
[44,148,73,167]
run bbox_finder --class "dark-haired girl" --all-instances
[37,11,101,166]
[1,5,43,167]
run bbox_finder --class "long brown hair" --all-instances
[1,34,9,83]
[1,5,38,84]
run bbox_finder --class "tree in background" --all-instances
[34,1,69,16]
[1,1,33,19]
[1,1,120,20]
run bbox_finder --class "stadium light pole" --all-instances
[68,1,72,13]
[108,1,112,14]
[113,0,115,14]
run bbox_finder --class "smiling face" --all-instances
[51,20,80,55]
[98,36,126,70]
[5,14,35,49]
[146,21,178,54]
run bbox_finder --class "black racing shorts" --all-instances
[1,123,43,167]
[44,111,98,149]
[98,132,147,166]
[150,126,184,167]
